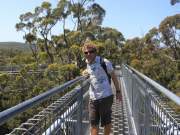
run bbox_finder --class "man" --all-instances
[82,42,122,135]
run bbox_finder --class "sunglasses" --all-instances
[84,50,95,55]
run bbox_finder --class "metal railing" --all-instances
[121,64,180,135]
[0,76,90,135]
[1,65,180,135]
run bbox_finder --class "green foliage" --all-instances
[44,63,80,85]
[70,45,81,58]
[0,1,179,133]
[45,63,61,83]
[121,14,179,97]
[0,73,9,90]
[39,52,48,62]
[131,59,142,70]
[32,79,55,94]
[59,64,80,81]
[159,14,180,60]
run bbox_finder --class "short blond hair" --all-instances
[82,42,97,52]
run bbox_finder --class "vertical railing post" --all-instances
[144,87,151,135]
[76,83,83,135]
[131,72,134,117]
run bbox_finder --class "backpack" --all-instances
[100,57,111,84]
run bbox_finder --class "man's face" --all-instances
[83,48,96,63]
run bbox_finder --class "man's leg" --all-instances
[99,95,113,135]
[89,100,100,135]
[91,125,99,135]
[104,123,112,135]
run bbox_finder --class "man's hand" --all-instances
[82,69,89,78]
[116,91,122,102]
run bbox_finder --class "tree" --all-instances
[99,27,124,47]
[16,2,61,63]
[170,0,180,5]
[159,14,180,60]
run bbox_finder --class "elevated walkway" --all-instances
[0,64,179,135]
[98,80,129,135]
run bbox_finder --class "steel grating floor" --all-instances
[98,95,129,135]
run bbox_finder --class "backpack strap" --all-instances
[100,57,111,84]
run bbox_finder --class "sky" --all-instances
[0,0,179,42]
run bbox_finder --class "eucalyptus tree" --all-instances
[53,0,105,61]
[158,14,180,90]
[170,0,180,5]
[126,38,145,61]
[79,3,105,34]
[15,0,107,65]
[88,27,124,64]
[99,27,124,46]
[62,0,106,67]
[75,2,106,65]
[142,27,162,60]
[159,14,180,60]
[144,28,160,47]
[70,0,105,33]
[121,16,180,93]
[16,1,67,63]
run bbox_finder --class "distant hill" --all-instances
[0,42,30,51]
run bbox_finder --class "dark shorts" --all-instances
[89,95,114,127]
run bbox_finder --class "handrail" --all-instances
[0,76,85,125]
[125,64,180,106]
[122,64,180,135]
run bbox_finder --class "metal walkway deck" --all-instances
[98,74,129,135]
[0,64,179,135]
[98,96,129,135]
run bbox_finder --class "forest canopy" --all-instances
[0,0,179,133]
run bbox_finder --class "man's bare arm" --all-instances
[111,70,122,101]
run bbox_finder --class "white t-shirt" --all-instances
[86,56,114,100]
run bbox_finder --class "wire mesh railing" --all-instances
[1,65,179,135]
[121,64,180,135]
[0,76,90,135]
